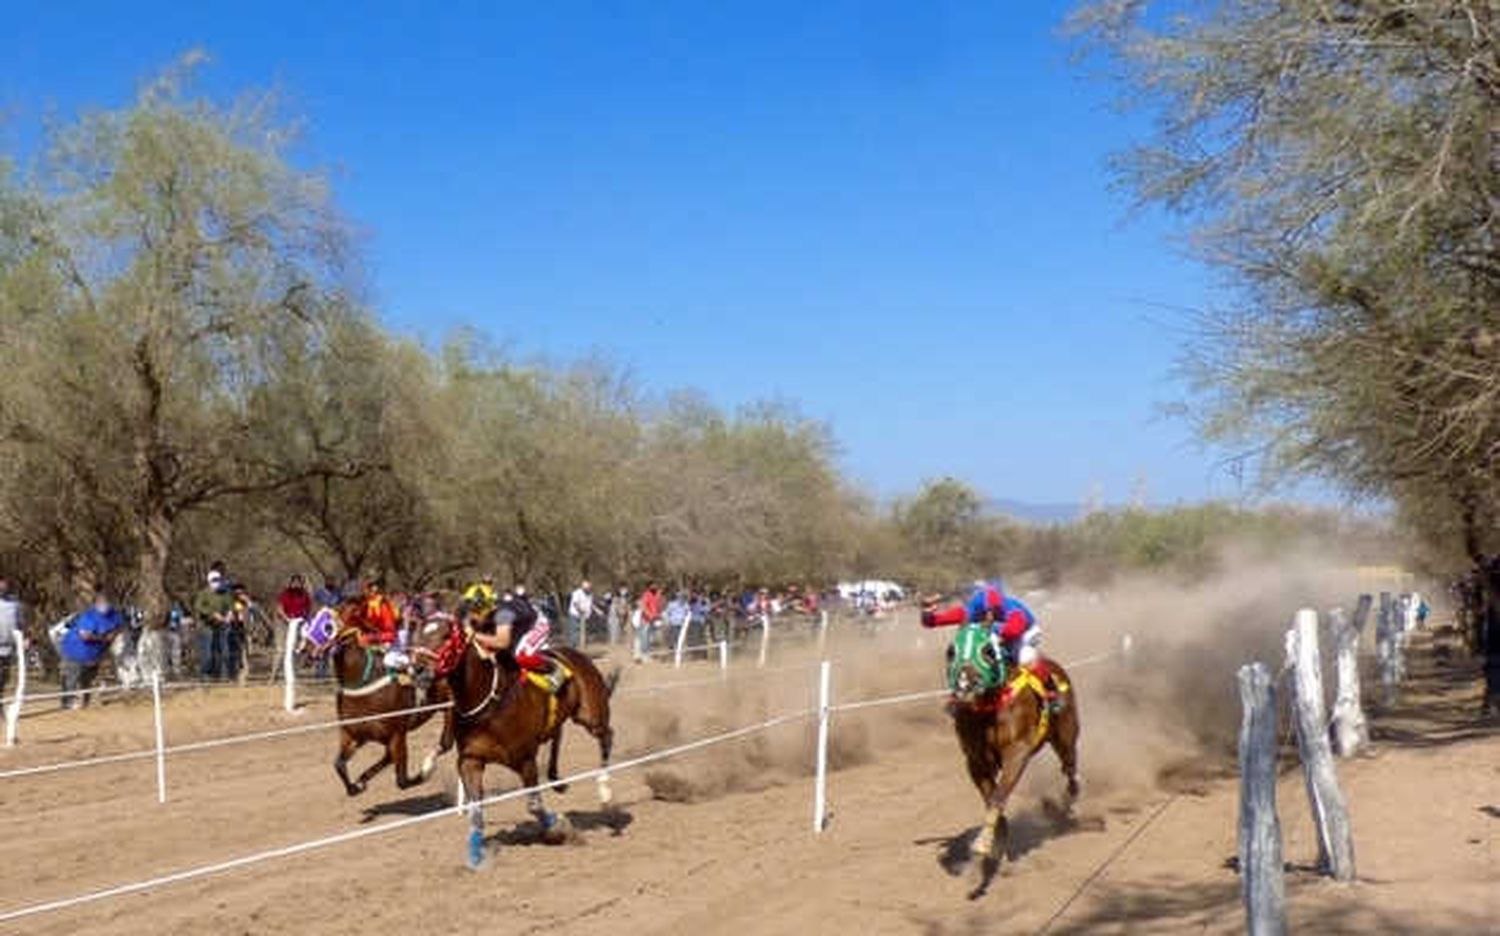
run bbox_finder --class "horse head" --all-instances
[409,611,467,691]
[948,622,1003,706]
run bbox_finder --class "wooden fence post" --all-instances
[1287,610,1356,881]
[1237,662,1286,936]
[1351,593,1372,634]
[1329,607,1368,758]
[1376,592,1397,707]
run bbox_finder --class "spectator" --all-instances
[278,574,313,627]
[165,601,186,678]
[59,589,123,709]
[665,591,691,651]
[607,586,629,646]
[0,577,22,707]
[568,579,594,647]
[690,591,711,641]
[313,576,342,610]
[194,569,235,680]
[274,574,313,680]
[634,582,663,663]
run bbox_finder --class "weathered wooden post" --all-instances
[1376,592,1397,706]
[1286,610,1356,881]
[1237,662,1286,935]
[1329,607,1368,758]
[1351,593,1372,634]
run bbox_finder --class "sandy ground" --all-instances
[1,585,1496,935]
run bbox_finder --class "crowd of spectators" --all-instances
[0,566,878,713]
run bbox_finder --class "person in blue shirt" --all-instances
[59,589,123,709]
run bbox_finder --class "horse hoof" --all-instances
[542,812,573,844]
[597,776,614,806]
[420,753,437,779]
[466,831,487,870]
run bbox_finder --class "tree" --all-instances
[0,55,383,623]
[1073,1,1500,570]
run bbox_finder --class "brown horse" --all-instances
[305,605,455,796]
[951,652,1080,896]
[410,613,620,868]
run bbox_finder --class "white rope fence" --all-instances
[0,700,454,782]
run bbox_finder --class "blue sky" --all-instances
[7,1,1273,506]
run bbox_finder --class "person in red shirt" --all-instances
[634,582,663,662]
[277,574,313,624]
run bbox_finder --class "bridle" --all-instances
[416,615,502,721]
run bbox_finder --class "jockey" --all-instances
[922,579,1044,674]
[470,588,564,693]
[462,575,499,615]
[355,577,409,670]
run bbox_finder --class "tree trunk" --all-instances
[136,503,173,631]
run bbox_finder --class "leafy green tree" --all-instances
[0,56,383,622]
[1073,1,1500,572]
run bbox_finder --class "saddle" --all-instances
[998,664,1069,747]
[523,651,572,734]
[523,650,573,695]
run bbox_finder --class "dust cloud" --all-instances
[625,548,1374,806]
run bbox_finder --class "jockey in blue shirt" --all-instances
[922,579,1043,670]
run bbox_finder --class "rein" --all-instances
[430,621,503,721]
[457,655,502,720]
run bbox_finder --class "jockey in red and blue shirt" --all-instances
[921,579,1041,672]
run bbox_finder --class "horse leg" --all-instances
[569,674,615,807]
[1049,705,1082,810]
[418,707,455,782]
[459,755,487,870]
[521,756,571,843]
[546,726,571,794]
[334,731,364,797]
[354,743,393,791]
[974,741,1031,863]
[391,730,420,789]
[593,721,615,807]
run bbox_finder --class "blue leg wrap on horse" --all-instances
[467,829,485,868]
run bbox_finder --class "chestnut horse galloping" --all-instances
[411,613,620,868]
[304,606,455,796]
[947,623,1080,897]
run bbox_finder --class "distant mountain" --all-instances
[986,498,1084,524]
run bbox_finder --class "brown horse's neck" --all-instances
[330,637,378,688]
[449,643,516,717]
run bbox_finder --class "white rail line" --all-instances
[0,700,454,780]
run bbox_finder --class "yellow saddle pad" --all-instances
[523,656,572,733]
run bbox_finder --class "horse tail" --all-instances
[604,666,622,698]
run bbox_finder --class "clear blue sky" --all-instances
[8,1,1269,507]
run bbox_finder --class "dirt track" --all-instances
[1,596,1496,935]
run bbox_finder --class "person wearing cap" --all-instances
[194,569,236,679]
